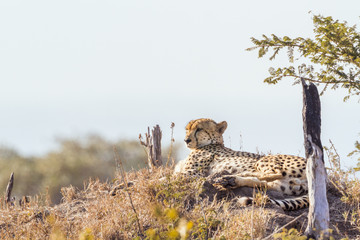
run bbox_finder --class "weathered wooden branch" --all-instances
[139,125,163,171]
[5,172,14,205]
[302,78,330,239]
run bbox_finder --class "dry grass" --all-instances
[0,167,286,240]
[1,162,360,239]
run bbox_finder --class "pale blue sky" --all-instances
[0,1,359,167]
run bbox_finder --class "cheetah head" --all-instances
[184,118,227,149]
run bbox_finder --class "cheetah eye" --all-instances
[195,128,202,134]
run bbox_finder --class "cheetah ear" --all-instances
[216,121,227,134]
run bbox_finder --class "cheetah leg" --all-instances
[267,178,308,195]
[213,175,268,189]
[237,172,283,182]
[235,176,268,187]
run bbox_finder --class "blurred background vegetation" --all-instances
[0,135,180,204]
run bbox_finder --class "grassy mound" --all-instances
[1,166,360,239]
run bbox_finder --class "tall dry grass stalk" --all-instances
[166,122,176,167]
[113,146,143,236]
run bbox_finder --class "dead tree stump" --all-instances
[139,125,163,171]
[5,172,14,206]
[302,78,330,239]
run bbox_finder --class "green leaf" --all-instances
[247,14,360,100]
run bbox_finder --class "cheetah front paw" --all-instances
[212,175,237,189]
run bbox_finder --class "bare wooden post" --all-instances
[5,172,14,205]
[139,125,163,171]
[152,125,162,166]
[302,78,330,239]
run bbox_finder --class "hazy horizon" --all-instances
[0,0,359,168]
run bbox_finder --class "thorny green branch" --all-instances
[247,14,360,101]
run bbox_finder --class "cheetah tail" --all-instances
[238,195,309,211]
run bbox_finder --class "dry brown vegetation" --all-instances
[1,161,360,240]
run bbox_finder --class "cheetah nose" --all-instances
[184,138,191,144]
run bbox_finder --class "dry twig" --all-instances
[166,122,175,167]
[262,212,307,240]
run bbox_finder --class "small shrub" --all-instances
[274,228,308,240]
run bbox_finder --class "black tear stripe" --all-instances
[194,129,199,146]
[203,129,211,143]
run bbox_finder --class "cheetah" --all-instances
[175,118,309,210]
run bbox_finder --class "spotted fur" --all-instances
[175,118,309,211]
